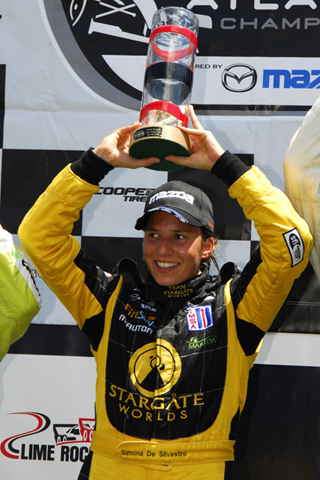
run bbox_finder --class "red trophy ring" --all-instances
[129,7,199,171]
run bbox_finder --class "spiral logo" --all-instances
[129,339,181,398]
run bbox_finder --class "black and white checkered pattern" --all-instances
[0,48,319,357]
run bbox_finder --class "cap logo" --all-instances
[149,190,195,206]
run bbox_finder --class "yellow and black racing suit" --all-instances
[18,149,312,480]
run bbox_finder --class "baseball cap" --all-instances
[135,180,214,234]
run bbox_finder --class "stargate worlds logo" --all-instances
[0,412,95,463]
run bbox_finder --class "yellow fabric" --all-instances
[89,453,227,480]
[0,226,41,360]
[229,165,313,332]
[91,433,234,465]
[19,165,100,327]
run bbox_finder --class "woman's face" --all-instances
[143,211,214,287]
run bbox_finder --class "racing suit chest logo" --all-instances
[129,339,181,398]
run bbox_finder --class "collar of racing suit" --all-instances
[115,257,240,305]
[144,261,241,303]
[144,265,211,303]
[115,257,240,308]
[114,256,212,304]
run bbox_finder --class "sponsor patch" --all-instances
[186,305,213,331]
[283,228,304,266]
[149,190,194,206]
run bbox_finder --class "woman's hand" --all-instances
[93,123,160,169]
[165,105,225,170]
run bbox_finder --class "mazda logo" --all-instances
[222,64,257,92]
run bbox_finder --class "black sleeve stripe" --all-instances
[230,247,265,356]
[74,248,118,309]
[74,249,120,350]
[82,310,106,352]
[230,247,262,312]
[235,318,265,356]
[71,148,114,185]
[211,150,250,187]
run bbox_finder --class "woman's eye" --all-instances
[175,234,186,240]
[147,232,158,239]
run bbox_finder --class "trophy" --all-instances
[129,7,199,171]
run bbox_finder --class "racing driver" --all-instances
[18,107,312,479]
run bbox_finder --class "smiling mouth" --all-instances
[156,261,178,268]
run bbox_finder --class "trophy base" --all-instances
[129,124,191,171]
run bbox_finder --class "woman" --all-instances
[18,107,312,479]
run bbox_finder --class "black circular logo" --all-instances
[42,0,159,110]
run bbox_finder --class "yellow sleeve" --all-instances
[229,165,313,332]
[0,226,41,361]
[18,164,101,328]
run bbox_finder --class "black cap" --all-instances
[135,180,214,234]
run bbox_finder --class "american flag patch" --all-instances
[186,305,213,331]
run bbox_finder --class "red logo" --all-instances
[1,412,50,459]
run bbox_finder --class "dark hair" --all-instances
[201,227,220,271]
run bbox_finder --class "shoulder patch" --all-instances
[186,305,213,331]
[283,228,304,266]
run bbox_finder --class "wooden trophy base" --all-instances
[129,124,191,171]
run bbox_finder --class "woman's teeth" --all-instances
[157,261,178,268]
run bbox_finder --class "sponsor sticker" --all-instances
[283,228,304,266]
[0,412,94,463]
[186,305,213,331]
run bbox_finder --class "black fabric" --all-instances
[71,148,114,185]
[229,248,265,356]
[236,365,320,480]
[225,460,240,480]
[230,248,262,312]
[8,324,92,357]
[135,179,215,234]
[145,264,211,303]
[77,450,93,479]
[104,269,229,440]
[270,261,320,333]
[212,151,250,187]
[74,248,118,307]
[235,319,265,357]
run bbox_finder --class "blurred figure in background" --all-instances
[0,224,41,361]
[284,95,320,282]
